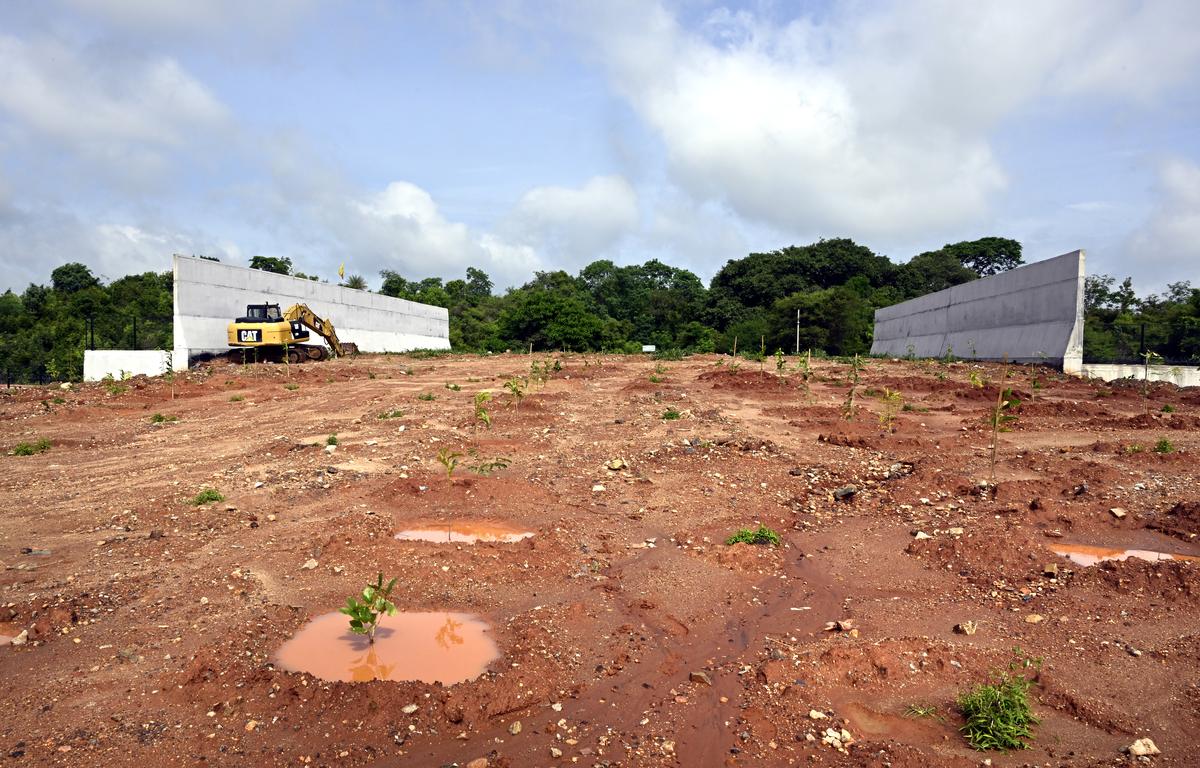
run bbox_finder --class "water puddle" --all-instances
[1051,543,1200,568]
[273,611,499,685]
[395,521,533,544]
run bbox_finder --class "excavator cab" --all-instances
[237,303,284,323]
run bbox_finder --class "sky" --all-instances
[1,0,1198,295]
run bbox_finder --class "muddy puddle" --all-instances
[1051,542,1200,567]
[273,611,500,685]
[395,521,533,544]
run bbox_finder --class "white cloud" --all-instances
[0,34,229,182]
[1125,158,1200,289]
[582,0,1200,241]
[504,175,639,268]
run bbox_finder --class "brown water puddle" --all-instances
[273,611,499,685]
[395,521,533,544]
[1051,543,1200,567]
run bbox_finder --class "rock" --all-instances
[300,559,319,570]
[913,531,932,540]
[689,670,713,686]
[788,467,805,476]
[508,720,522,735]
[1024,614,1044,624]
[10,629,28,646]
[606,458,626,471]
[947,527,964,536]
[401,704,418,714]
[1043,563,1059,577]
[808,710,827,720]
[244,720,258,732]
[324,444,337,455]
[1109,507,1127,520]
[148,530,165,540]
[549,746,562,758]
[833,486,857,501]
[466,759,489,768]
[1126,738,1160,757]
[954,621,978,636]
[591,484,605,492]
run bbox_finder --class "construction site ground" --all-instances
[2,353,1199,767]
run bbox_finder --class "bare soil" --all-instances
[1,354,1198,767]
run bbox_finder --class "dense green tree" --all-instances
[51,263,101,293]
[896,249,977,297]
[248,255,293,275]
[942,237,1023,276]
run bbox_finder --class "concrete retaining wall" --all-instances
[870,250,1085,370]
[173,255,449,369]
[83,350,171,382]
[1081,363,1200,388]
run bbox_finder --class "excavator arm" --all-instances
[282,304,354,357]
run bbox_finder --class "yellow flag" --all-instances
[338,263,345,279]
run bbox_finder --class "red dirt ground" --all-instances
[1,354,1198,767]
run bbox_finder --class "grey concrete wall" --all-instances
[870,250,1085,370]
[1081,363,1200,388]
[173,255,449,369]
[83,350,171,381]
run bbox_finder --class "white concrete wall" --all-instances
[83,350,171,382]
[870,250,1085,370]
[1081,363,1200,388]
[173,255,449,369]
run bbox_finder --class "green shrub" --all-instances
[150,413,179,424]
[444,382,461,391]
[957,672,1039,751]
[284,383,300,391]
[1161,404,1175,413]
[725,525,781,546]
[229,394,245,402]
[417,392,436,401]
[11,438,51,456]
[191,488,224,505]
[326,434,339,446]
[661,408,682,420]
[51,396,66,405]
[1153,438,1174,454]
[377,409,404,419]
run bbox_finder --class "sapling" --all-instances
[775,348,785,377]
[474,391,492,428]
[968,370,985,388]
[504,377,525,408]
[435,448,463,479]
[988,380,1019,483]
[879,388,902,432]
[340,573,397,644]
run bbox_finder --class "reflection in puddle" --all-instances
[395,521,533,544]
[273,611,499,685]
[1052,543,1200,568]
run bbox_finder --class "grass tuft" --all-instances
[11,438,51,456]
[957,671,1039,751]
[191,488,224,506]
[1153,437,1174,454]
[725,524,781,547]
[661,408,681,420]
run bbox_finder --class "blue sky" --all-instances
[1,0,1198,294]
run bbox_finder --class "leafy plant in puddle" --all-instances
[340,573,397,644]
[725,525,781,546]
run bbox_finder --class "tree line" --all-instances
[2,237,1197,381]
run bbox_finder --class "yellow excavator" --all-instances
[227,302,357,363]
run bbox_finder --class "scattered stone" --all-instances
[1025,614,1044,624]
[401,704,418,714]
[1126,738,1160,757]
[244,720,258,732]
[833,486,857,501]
[808,710,827,720]
[466,759,489,768]
[148,530,165,540]
[10,629,28,646]
[508,720,522,735]
[788,468,805,476]
[1043,563,1059,577]
[606,458,626,471]
[946,527,964,536]
[549,746,562,758]
[913,531,932,540]
[324,444,337,455]
[592,484,605,492]
[822,619,855,632]
[689,670,713,686]
[1109,507,1127,520]
[954,621,978,636]
[300,559,319,571]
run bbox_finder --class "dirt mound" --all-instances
[1146,500,1200,541]
[698,368,795,391]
